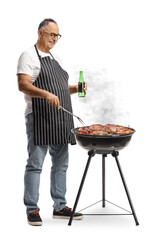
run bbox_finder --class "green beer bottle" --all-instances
[78,71,85,97]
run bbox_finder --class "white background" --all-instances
[0,0,160,239]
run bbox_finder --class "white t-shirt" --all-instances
[17,45,62,116]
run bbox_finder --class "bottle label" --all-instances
[78,82,85,93]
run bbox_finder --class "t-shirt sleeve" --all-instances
[17,52,33,76]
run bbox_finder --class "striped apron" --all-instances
[32,44,76,146]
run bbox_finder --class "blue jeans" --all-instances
[24,113,68,214]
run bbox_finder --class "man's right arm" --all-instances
[17,74,60,108]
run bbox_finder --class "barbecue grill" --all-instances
[68,126,139,226]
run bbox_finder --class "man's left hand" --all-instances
[84,82,87,95]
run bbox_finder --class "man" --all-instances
[17,18,86,226]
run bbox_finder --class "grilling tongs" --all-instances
[60,106,85,125]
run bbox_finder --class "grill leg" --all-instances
[68,150,95,226]
[112,151,139,226]
[102,154,107,207]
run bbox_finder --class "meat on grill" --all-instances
[77,124,133,135]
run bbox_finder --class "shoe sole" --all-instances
[27,220,42,226]
[52,215,83,220]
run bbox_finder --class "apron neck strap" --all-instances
[34,44,54,60]
[49,52,54,59]
[34,44,42,60]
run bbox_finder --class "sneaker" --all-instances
[27,210,42,226]
[53,206,83,220]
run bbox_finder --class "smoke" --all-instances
[71,68,130,127]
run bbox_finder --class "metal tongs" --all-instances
[60,106,85,125]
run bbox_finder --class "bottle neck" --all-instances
[79,71,84,82]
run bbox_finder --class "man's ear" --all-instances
[38,29,43,39]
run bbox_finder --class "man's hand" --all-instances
[68,83,87,95]
[45,92,60,109]
[84,82,87,95]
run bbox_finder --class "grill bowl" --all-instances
[72,126,135,154]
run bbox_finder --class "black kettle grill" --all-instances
[68,126,139,226]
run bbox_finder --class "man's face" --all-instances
[39,22,60,51]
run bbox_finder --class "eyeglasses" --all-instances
[43,31,62,40]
